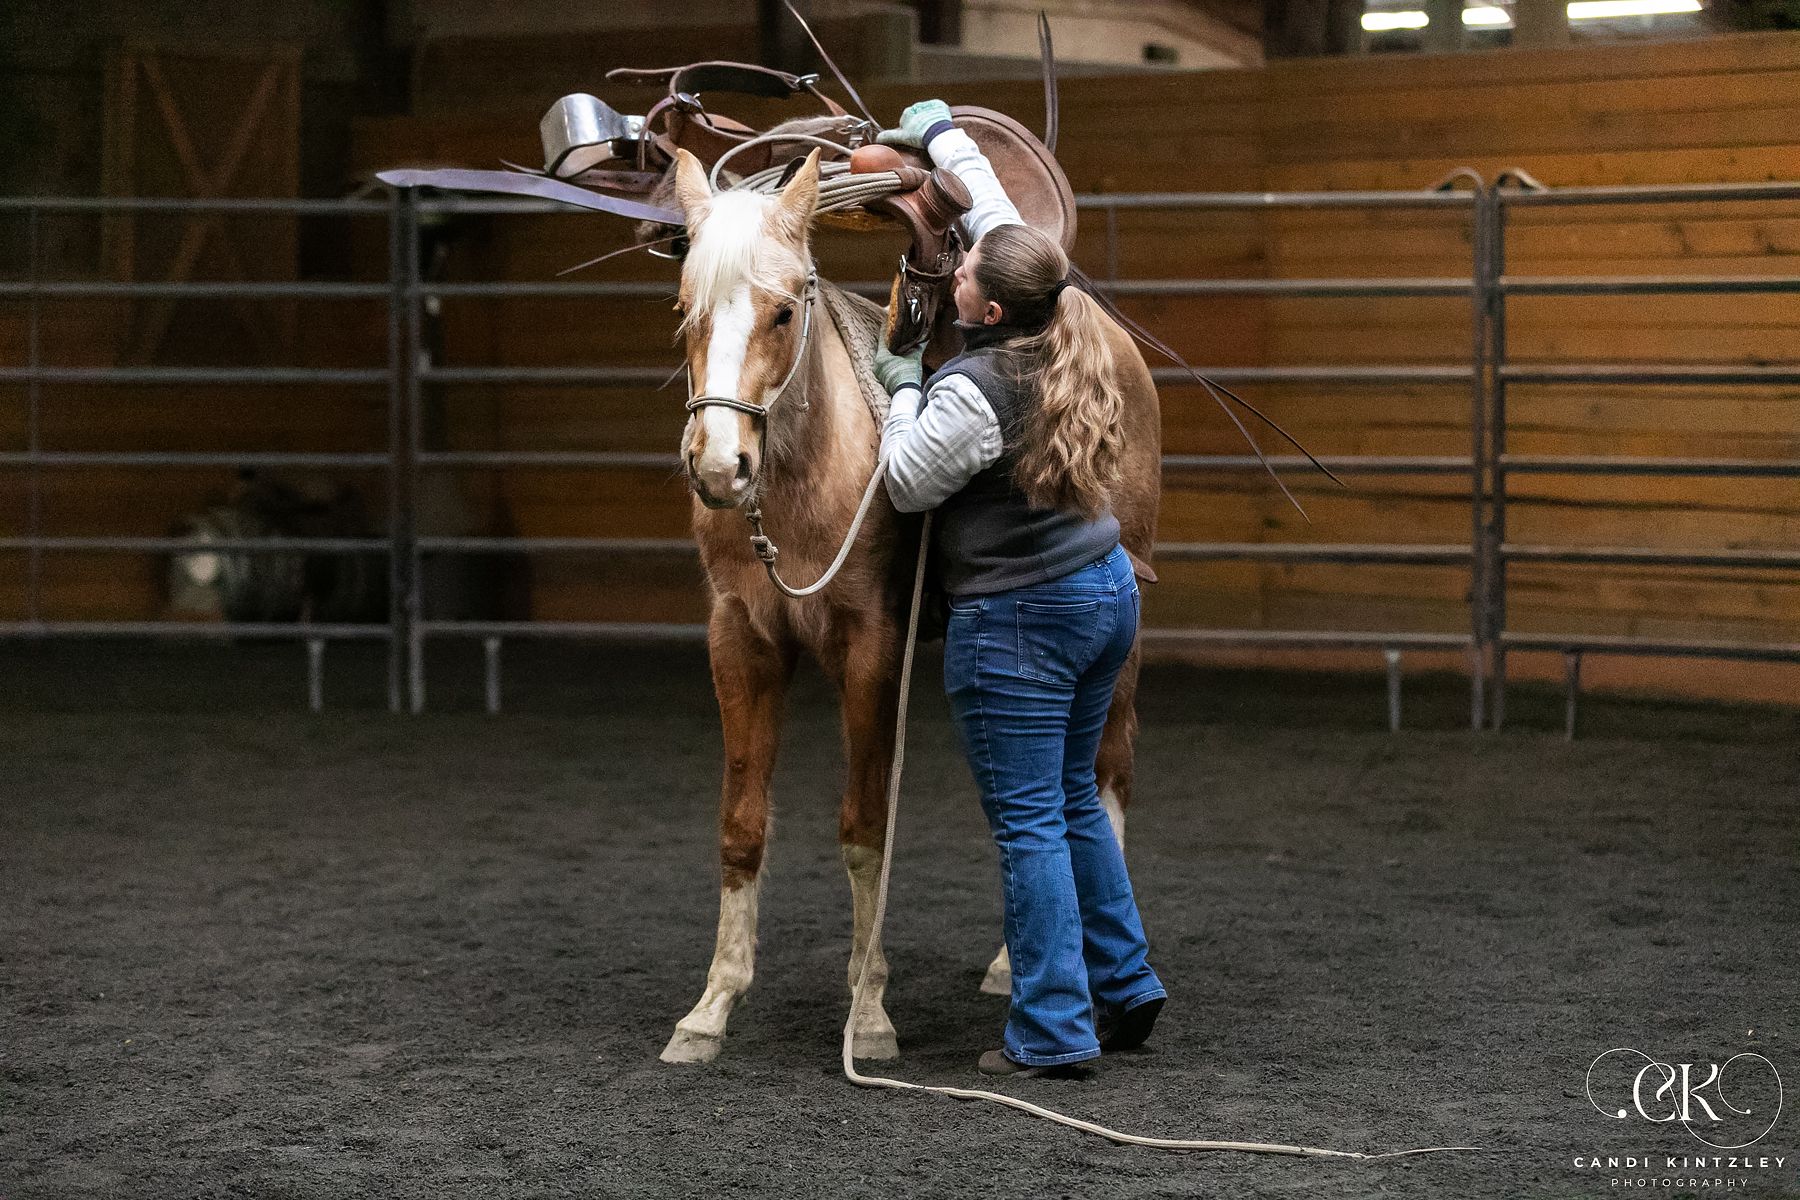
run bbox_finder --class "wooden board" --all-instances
[103,42,303,365]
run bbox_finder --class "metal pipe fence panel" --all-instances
[1,185,1794,721]
[395,186,1492,723]
[0,194,406,709]
[1484,181,1800,727]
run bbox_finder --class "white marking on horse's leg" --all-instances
[841,843,899,1060]
[979,943,1012,996]
[661,877,760,1064]
[1102,784,1126,849]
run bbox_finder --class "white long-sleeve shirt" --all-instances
[878,129,1024,514]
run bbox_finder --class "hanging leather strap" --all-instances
[606,61,847,117]
[376,168,684,227]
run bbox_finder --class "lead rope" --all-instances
[726,283,1471,1157]
[837,511,1480,1160]
[746,460,887,599]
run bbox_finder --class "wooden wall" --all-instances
[8,30,1796,706]
[1254,34,1800,704]
[1,43,390,625]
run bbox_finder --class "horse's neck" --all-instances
[755,310,877,538]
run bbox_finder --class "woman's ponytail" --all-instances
[1013,284,1123,519]
[971,225,1124,519]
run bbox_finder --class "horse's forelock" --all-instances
[682,191,808,317]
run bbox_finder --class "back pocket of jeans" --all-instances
[1015,598,1103,685]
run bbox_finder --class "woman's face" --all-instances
[953,242,1002,325]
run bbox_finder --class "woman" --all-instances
[873,100,1167,1079]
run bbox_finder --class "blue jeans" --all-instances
[943,542,1166,1066]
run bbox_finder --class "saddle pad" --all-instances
[818,278,893,430]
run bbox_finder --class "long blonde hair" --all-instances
[971,225,1124,520]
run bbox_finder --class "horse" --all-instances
[659,146,1163,1065]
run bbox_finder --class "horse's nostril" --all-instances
[735,453,751,484]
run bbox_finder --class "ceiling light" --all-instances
[1364,0,1700,27]
[1568,0,1701,15]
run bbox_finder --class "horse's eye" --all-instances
[774,306,794,327]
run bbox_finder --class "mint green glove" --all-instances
[874,344,924,395]
[874,99,953,150]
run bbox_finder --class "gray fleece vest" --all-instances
[923,326,1121,597]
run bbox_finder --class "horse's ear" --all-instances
[772,148,821,239]
[673,148,711,222]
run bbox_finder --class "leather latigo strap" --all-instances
[605,61,848,120]
[622,64,850,177]
[887,249,960,357]
[611,59,855,178]
[665,109,772,176]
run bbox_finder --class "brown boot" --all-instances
[977,1049,1096,1079]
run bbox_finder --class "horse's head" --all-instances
[671,147,820,510]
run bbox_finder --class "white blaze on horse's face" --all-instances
[671,147,821,510]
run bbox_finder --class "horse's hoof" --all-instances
[979,963,1012,996]
[852,1029,900,1060]
[660,1027,723,1064]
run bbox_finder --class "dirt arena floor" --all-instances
[3,639,1797,1199]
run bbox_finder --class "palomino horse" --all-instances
[660,146,1162,1065]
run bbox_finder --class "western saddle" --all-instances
[535,60,1075,363]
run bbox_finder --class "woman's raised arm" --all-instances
[878,99,1024,245]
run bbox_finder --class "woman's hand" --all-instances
[875,99,953,150]
[874,344,924,395]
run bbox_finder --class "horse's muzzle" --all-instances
[688,450,756,509]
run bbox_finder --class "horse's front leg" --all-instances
[662,597,796,1065]
[834,621,902,1060]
